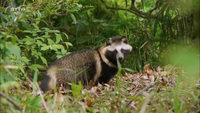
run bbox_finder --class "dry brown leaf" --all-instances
[86,99,93,107]
[143,64,154,76]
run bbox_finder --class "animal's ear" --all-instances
[106,38,112,45]
[121,36,127,43]
[121,36,127,39]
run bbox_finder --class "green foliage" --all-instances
[167,45,199,113]
[24,95,42,112]
[0,81,20,94]
[0,0,75,81]
[70,82,83,98]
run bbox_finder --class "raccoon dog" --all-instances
[40,36,132,92]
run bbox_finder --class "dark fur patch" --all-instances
[105,50,118,66]
[40,75,51,92]
[98,57,118,83]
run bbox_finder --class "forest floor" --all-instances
[1,64,199,113]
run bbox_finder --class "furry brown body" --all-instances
[40,36,132,92]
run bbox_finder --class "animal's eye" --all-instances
[106,42,111,46]
[113,49,117,53]
[121,49,130,54]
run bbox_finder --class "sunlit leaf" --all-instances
[55,33,63,43]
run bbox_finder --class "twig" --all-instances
[126,81,157,107]
[139,41,148,50]
[25,76,51,113]
[0,91,23,111]
[136,81,157,96]
[3,65,18,80]
[139,93,152,113]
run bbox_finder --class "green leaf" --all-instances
[70,82,83,98]
[21,20,32,30]
[0,12,8,21]
[32,23,41,32]
[71,4,82,12]
[40,43,48,50]
[32,97,42,107]
[52,44,64,50]
[29,64,44,72]
[23,36,35,45]
[33,71,38,93]
[21,57,30,64]
[117,60,121,70]
[70,13,77,24]
[61,49,67,54]
[47,38,55,45]
[6,42,21,59]
[36,40,43,47]
[42,27,59,33]
[123,68,136,73]
[63,32,69,39]
[65,42,73,48]
[40,55,47,65]
[11,35,18,44]
[0,43,4,49]
[55,33,63,43]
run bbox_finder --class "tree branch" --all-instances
[100,0,146,18]
[130,0,146,15]
[100,0,163,18]
[148,0,160,13]
[0,91,23,111]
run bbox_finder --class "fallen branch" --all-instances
[0,91,23,111]
[139,93,152,113]
[126,81,158,107]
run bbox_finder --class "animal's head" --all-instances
[99,36,132,67]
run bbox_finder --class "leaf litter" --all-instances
[8,64,199,112]
[52,64,181,112]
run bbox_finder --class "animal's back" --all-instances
[40,49,99,91]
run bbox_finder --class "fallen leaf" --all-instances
[86,99,93,107]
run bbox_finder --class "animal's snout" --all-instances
[117,56,124,62]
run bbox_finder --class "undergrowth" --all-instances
[0,0,199,112]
